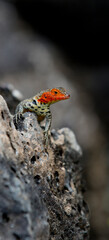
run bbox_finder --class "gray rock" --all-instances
[0,95,89,239]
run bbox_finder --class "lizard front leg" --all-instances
[44,111,52,150]
[14,103,24,124]
[14,99,31,124]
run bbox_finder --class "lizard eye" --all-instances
[54,91,58,94]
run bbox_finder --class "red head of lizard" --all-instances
[37,87,70,105]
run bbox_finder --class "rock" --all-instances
[0,95,89,239]
[0,84,23,114]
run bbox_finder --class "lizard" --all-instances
[14,87,70,150]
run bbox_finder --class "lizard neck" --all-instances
[33,95,50,107]
[32,96,50,111]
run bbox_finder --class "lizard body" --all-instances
[14,87,70,149]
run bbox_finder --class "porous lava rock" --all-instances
[0,95,89,240]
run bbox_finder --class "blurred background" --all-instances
[0,0,109,239]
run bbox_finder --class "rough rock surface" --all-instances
[0,95,89,240]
